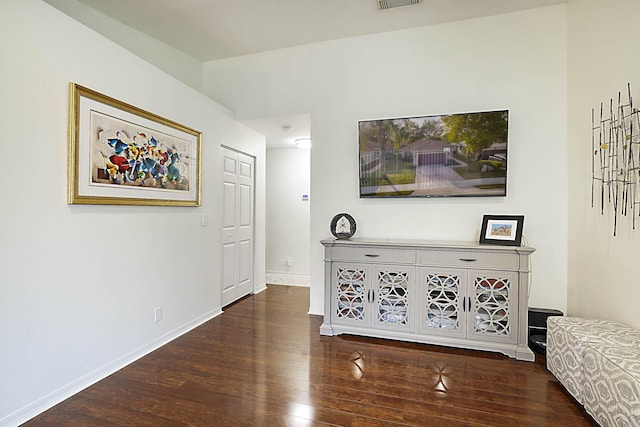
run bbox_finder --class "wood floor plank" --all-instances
[23,285,597,426]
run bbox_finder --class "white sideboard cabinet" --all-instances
[320,238,536,361]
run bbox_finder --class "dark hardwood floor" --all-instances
[23,285,596,426]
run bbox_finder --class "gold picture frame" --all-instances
[67,83,201,206]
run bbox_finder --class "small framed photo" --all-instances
[479,215,525,246]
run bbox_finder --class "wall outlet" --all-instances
[154,306,163,322]
[285,256,294,266]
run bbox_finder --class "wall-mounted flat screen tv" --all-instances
[359,110,509,198]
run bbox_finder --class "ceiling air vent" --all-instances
[377,0,422,11]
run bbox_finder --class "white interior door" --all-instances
[221,147,255,307]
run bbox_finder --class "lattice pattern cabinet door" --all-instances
[373,267,415,332]
[332,264,370,327]
[418,268,467,338]
[467,271,518,343]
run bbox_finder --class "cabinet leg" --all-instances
[516,345,536,361]
[320,323,335,336]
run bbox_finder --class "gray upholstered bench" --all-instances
[546,316,640,426]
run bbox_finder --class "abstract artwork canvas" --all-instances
[67,83,201,206]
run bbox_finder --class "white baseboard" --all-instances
[2,308,223,427]
[265,272,310,287]
[254,283,268,294]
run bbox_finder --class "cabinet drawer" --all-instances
[419,250,519,270]
[330,247,416,264]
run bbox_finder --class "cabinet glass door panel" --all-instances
[419,269,466,337]
[335,266,367,322]
[374,269,412,330]
[469,273,517,342]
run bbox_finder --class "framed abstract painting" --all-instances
[67,83,201,206]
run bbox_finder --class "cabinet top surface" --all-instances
[320,238,535,254]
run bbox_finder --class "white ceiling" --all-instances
[72,0,566,62]
[240,114,312,150]
[57,0,566,148]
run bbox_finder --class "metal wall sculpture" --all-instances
[592,83,640,236]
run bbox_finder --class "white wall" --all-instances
[203,5,569,315]
[0,1,265,425]
[567,0,640,329]
[265,147,311,284]
[43,0,204,93]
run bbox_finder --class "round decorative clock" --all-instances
[330,213,356,240]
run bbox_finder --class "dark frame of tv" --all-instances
[358,109,509,198]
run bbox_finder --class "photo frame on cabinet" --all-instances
[67,83,202,206]
[479,215,524,246]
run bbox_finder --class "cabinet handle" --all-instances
[364,254,380,258]
[459,258,477,262]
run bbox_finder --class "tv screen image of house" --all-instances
[358,110,509,198]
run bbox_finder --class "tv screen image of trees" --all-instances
[358,110,508,198]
